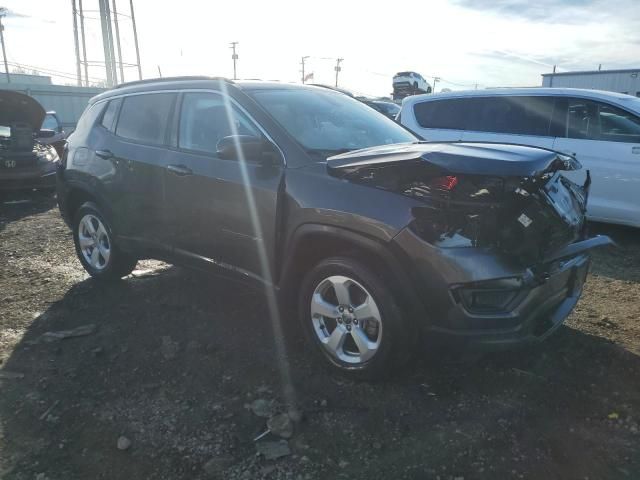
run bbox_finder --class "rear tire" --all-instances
[298,256,412,380]
[72,201,137,281]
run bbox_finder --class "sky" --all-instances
[1,0,640,97]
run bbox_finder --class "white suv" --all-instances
[399,88,640,228]
[392,72,431,100]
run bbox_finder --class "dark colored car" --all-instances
[0,90,60,192]
[56,77,611,378]
[361,99,401,120]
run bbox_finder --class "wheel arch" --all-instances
[62,183,114,227]
[278,224,425,321]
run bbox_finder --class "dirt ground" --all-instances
[1,193,639,480]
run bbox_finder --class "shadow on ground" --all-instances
[1,263,639,480]
[0,191,58,234]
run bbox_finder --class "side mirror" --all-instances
[216,135,280,164]
[37,129,56,138]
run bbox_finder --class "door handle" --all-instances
[95,149,114,160]
[167,164,193,176]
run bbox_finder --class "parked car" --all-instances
[0,90,59,192]
[57,77,611,378]
[360,99,401,120]
[399,88,640,228]
[38,111,67,157]
[393,71,431,100]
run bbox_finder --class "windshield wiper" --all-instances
[305,148,354,157]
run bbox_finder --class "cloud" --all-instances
[452,0,606,23]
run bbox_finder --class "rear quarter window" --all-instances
[72,102,106,138]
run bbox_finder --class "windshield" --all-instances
[0,125,10,138]
[250,88,416,154]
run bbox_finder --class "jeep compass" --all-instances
[57,77,611,378]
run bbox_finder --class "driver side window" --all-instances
[178,92,260,155]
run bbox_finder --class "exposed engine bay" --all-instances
[327,142,592,265]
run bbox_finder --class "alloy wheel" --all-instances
[310,275,383,365]
[78,214,111,270]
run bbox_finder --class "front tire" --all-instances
[298,256,411,379]
[72,201,137,281]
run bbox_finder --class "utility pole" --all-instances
[301,55,309,84]
[230,41,238,80]
[71,0,82,86]
[549,64,556,87]
[78,0,89,85]
[112,0,125,83]
[334,58,343,87]
[129,0,142,80]
[0,10,10,83]
[432,76,440,94]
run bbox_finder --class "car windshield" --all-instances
[0,125,10,137]
[250,88,416,155]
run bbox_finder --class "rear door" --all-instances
[164,89,285,279]
[553,97,640,226]
[108,92,177,250]
[409,98,465,141]
[460,96,556,149]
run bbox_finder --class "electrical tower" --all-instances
[71,0,143,87]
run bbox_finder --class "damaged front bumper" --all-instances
[393,228,613,348]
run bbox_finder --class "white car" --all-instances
[399,88,640,228]
[392,72,431,100]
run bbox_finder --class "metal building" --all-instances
[541,68,640,97]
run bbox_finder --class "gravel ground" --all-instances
[0,193,639,480]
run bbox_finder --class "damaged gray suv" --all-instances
[57,77,611,378]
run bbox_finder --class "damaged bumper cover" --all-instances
[393,228,613,347]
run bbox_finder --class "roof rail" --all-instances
[114,76,233,89]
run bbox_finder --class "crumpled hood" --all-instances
[0,90,46,131]
[327,142,581,178]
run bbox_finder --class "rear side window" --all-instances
[413,99,468,129]
[116,93,175,145]
[100,98,121,132]
[466,96,554,136]
[178,92,260,155]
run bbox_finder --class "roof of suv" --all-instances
[89,77,343,104]
[402,87,640,108]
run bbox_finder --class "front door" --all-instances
[164,90,284,279]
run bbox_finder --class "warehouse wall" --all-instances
[0,82,106,129]
[542,71,640,96]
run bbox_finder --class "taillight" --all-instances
[430,175,458,191]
